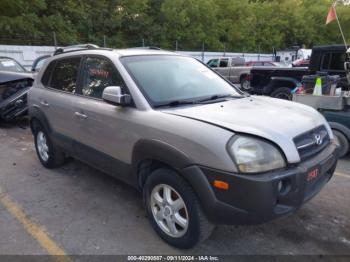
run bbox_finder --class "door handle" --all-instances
[74,112,88,119]
[40,100,49,107]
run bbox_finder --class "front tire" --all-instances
[143,168,214,249]
[34,124,65,168]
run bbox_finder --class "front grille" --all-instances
[294,125,330,161]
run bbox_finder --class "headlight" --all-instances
[228,136,286,173]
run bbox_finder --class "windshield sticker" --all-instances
[89,68,110,78]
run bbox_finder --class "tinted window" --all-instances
[41,61,55,87]
[321,53,331,70]
[329,52,346,70]
[219,59,229,67]
[50,57,81,93]
[81,56,125,99]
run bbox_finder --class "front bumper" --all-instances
[182,142,339,225]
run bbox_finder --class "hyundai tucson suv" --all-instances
[28,46,339,249]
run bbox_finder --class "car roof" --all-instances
[0,56,18,60]
[312,45,347,52]
[50,48,179,59]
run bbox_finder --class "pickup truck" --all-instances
[250,45,349,100]
[207,57,252,91]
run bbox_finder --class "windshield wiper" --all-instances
[197,94,244,104]
[154,99,197,108]
[155,93,247,108]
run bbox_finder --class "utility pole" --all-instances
[201,42,205,62]
[142,38,145,47]
[53,32,57,50]
[103,35,106,47]
[175,40,178,51]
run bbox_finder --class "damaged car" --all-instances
[0,57,34,121]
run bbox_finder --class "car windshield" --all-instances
[0,58,26,72]
[121,55,242,107]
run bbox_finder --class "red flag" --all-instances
[326,5,337,25]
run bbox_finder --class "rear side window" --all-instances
[321,53,331,70]
[81,56,125,99]
[329,52,346,70]
[219,59,229,68]
[41,61,55,87]
[50,57,81,93]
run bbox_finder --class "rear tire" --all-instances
[33,124,65,168]
[271,87,293,100]
[240,75,251,92]
[333,130,349,158]
[143,168,214,249]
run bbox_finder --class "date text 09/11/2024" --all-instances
[127,256,220,261]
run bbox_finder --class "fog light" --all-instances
[278,181,283,192]
[277,178,291,195]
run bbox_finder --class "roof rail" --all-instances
[53,44,100,56]
[128,46,162,50]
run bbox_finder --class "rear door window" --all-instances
[50,57,81,93]
[219,59,229,68]
[321,53,331,70]
[329,52,346,71]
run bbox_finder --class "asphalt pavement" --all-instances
[0,118,349,257]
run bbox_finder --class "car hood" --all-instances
[0,71,34,84]
[162,96,331,163]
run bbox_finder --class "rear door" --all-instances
[38,56,82,147]
[217,58,230,80]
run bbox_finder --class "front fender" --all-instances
[132,139,193,173]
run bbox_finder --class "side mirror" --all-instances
[102,86,131,106]
[344,61,350,71]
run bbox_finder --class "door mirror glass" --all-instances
[102,86,131,106]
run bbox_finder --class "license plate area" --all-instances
[307,168,320,183]
[304,165,330,201]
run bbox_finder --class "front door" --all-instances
[72,55,136,180]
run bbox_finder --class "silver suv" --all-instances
[28,47,339,249]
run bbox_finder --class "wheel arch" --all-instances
[329,122,350,141]
[132,139,194,190]
[263,77,300,95]
[29,106,52,134]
